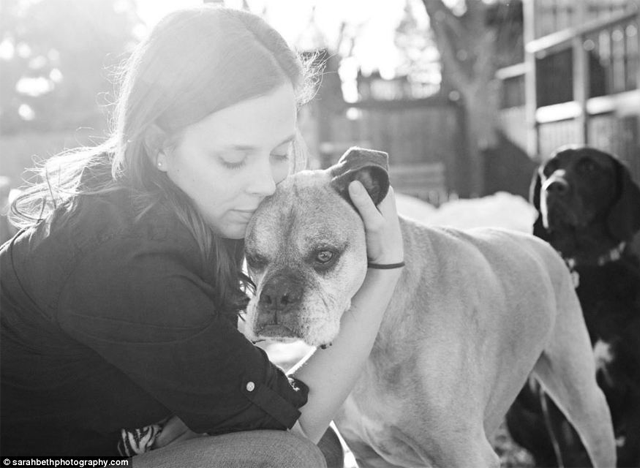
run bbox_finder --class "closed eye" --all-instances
[270,153,290,164]
[270,141,293,162]
[218,149,250,170]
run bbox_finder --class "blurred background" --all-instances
[1,0,639,244]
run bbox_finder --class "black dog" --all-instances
[506,145,640,467]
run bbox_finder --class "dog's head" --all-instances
[530,145,640,256]
[243,147,390,347]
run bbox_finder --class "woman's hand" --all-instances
[348,181,404,266]
[153,416,203,449]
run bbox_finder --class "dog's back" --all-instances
[390,219,576,426]
[337,217,615,467]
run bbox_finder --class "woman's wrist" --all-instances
[367,260,405,270]
[366,251,405,267]
[363,264,403,282]
[349,267,402,320]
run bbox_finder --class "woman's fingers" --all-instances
[153,416,201,449]
[348,181,404,265]
[348,180,384,228]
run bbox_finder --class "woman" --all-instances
[0,6,403,466]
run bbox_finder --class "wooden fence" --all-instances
[313,96,467,203]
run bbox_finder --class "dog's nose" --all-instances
[259,275,303,314]
[545,178,569,197]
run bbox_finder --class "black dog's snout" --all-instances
[259,274,303,314]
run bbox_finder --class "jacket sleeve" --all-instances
[56,234,308,435]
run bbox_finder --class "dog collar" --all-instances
[596,242,626,266]
[565,242,626,269]
[563,242,626,289]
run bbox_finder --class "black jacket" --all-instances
[1,189,307,456]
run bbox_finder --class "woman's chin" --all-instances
[212,222,248,240]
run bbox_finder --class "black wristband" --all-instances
[367,261,405,270]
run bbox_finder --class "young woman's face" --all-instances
[159,84,297,239]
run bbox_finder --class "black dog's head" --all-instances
[530,145,640,259]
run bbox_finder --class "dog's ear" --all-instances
[529,168,549,240]
[329,147,390,206]
[606,159,640,242]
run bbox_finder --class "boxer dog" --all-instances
[243,147,616,468]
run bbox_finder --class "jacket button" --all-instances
[246,382,255,392]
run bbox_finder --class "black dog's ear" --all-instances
[607,159,640,242]
[330,147,390,206]
[529,168,549,240]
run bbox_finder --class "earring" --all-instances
[157,161,163,169]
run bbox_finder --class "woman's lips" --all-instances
[232,209,256,222]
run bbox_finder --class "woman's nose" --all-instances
[246,161,277,197]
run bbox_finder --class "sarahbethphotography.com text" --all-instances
[2,458,130,467]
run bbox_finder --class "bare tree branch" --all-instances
[420,0,502,192]
[473,27,497,79]
[434,25,472,88]
[422,0,464,37]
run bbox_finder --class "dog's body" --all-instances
[244,148,616,468]
[332,220,612,468]
[507,146,640,467]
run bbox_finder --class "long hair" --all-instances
[10,5,318,313]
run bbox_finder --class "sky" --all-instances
[135,0,429,79]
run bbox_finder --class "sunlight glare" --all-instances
[136,0,201,26]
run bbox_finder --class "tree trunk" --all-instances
[421,0,502,196]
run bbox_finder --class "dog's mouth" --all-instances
[543,198,581,231]
[255,324,301,340]
[546,211,576,231]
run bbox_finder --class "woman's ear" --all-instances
[143,123,168,172]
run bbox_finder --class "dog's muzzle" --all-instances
[255,273,304,339]
[542,176,579,229]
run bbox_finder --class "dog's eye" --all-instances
[316,250,334,264]
[246,253,268,270]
